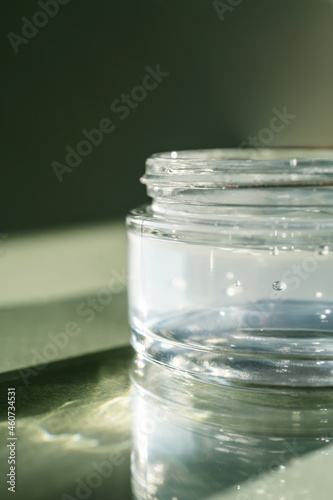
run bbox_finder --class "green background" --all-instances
[2,0,333,232]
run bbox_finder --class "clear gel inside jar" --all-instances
[126,149,333,387]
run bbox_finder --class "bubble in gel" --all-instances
[226,287,236,297]
[318,245,329,256]
[272,281,286,291]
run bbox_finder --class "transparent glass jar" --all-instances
[126,149,333,387]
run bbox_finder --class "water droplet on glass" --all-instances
[272,246,279,256]
[272,281,286,291]
[318,245,329,256]
[234,280,241,287]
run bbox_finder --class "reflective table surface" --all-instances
[0,346,132,500]
[1,344,333,500]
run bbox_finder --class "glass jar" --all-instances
[126,149,333,387]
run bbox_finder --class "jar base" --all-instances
[131,300,333,388]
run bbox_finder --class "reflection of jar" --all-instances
[127,149,333,386]
[131,355,333,500]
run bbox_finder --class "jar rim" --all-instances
[142,148,333,188]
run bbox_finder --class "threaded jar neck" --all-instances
[141,149,333,208]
